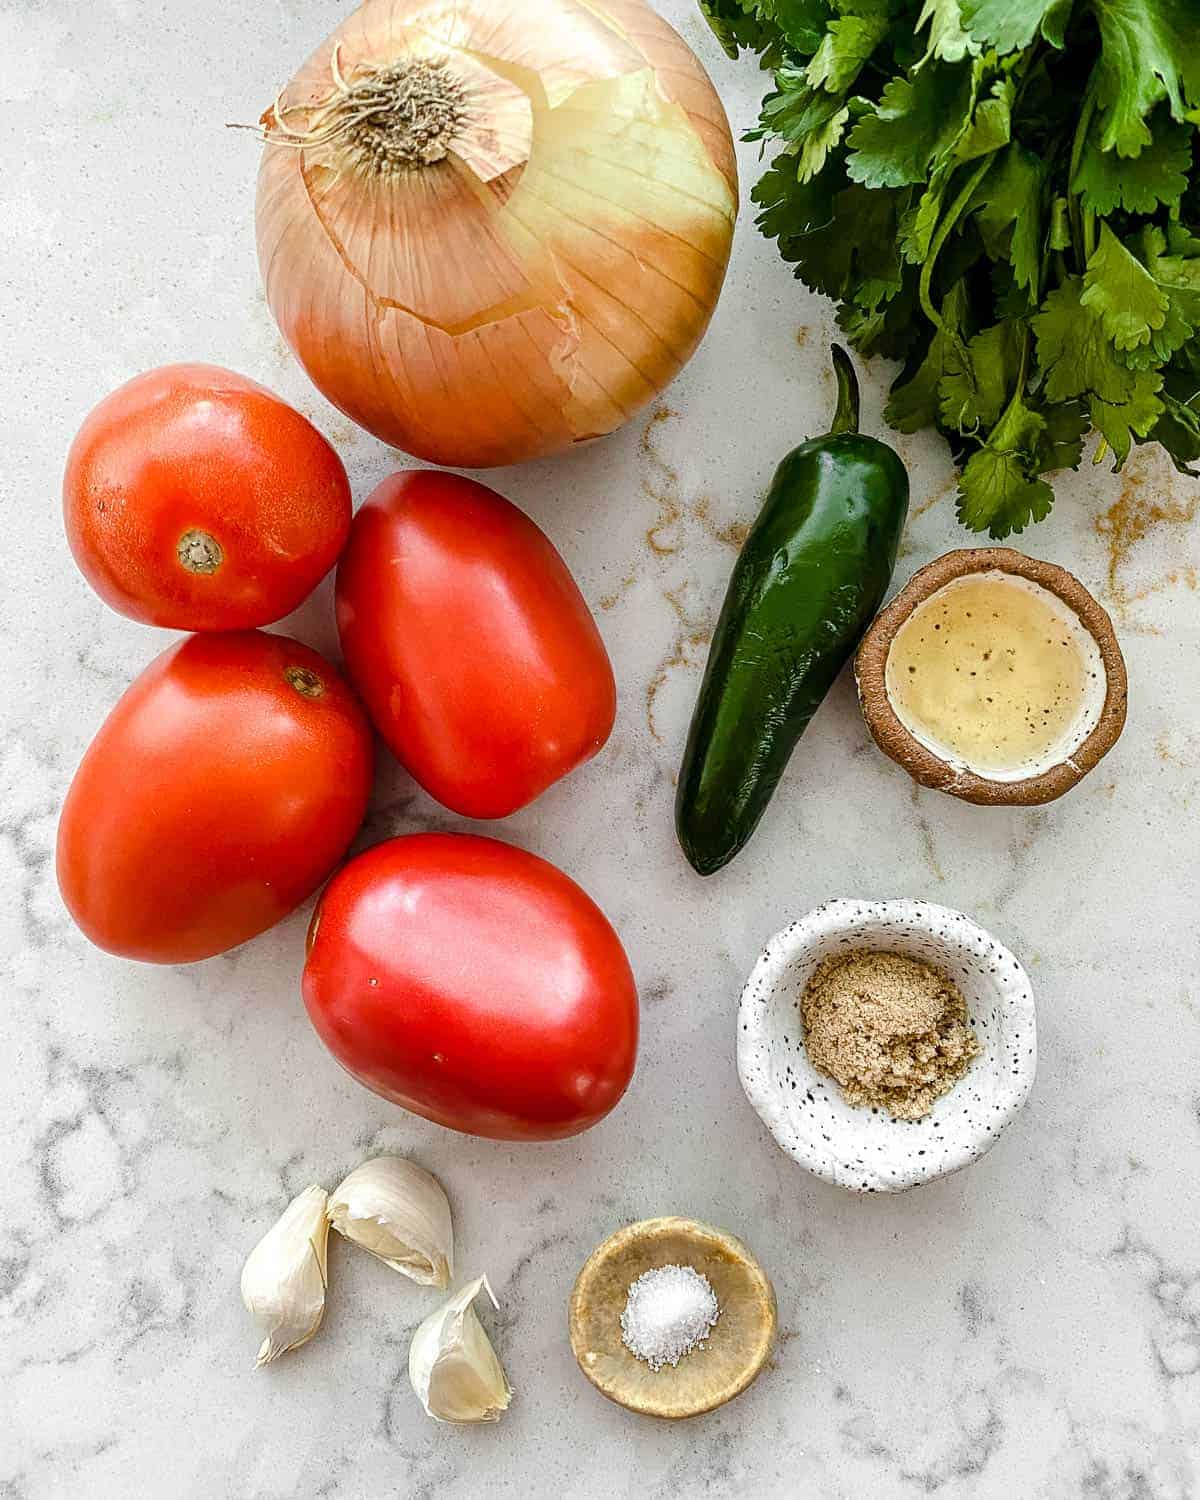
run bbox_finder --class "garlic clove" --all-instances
[326,1156,453,1289]
[240,1184,330,1368]
[408,1276,513,1424]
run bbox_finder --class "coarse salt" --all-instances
[620,1263,720,1371]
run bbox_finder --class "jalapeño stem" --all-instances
[829,344,860,435]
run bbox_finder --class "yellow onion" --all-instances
[255,0,737,468]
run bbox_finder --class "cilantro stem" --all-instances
[987,327,1032,460]
[1014,326,1030,401]
[1000,325,1030,429]
[1067,89,1097,271]
[918,156,996,364]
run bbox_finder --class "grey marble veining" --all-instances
[3,2,1199,1496]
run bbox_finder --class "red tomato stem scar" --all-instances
[285,665,325,699]
[177,528,224,574]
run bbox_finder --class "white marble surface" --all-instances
[4,3,1200,1496]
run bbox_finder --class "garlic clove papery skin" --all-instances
[326,1156,453,1288]
[255,0,737,469]
[408,1276,513,1424]
[240,1185,330,1368]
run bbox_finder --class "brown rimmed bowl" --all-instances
[855,547,1127,805]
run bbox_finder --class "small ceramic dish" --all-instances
[568,1217,776,1419]
[738,899,1036,1192]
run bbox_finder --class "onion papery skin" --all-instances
[255,0,738,468]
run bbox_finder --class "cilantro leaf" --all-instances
[753,70,852,179]
[753,161,840,285]
[1091,0,1200,156]
[956,397,1054,536]
[838,266,925,359]
[836,269,904,349]
[1111,229,1197,365]
[836,301,889,347]
[755,68,839,142]
[1115,299,1193,369]
[1072,111,1193,215]
[699,0,779,58]
[899,180,945,264]
[1149,368,1200,474]
[1143,229,1200,327]
[1037,263,1170,464]
[884,285,970,430]
[1089,371,1165,466]
[1166,222,1200,258]
[886,343,955,431]
[992,261,1035,320]
[774,0,838,52]
[1034,399,1089,473]
[755,165,903,303]
[957,76,1014,162]
[845,63,971,187]
[807,14,888,91]
[971,144,1044,293]
[724,0,833,55]
[799,106,852,177]
[958,0,1066,55]
[829,0,892,17]
[915,0,979,65]
[1034,276,1140,402]
[938,321,1023,430]
[1079,223,1169,351]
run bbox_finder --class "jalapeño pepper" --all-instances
[676,346,909,875]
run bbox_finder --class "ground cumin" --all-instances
[800,948,980,1121]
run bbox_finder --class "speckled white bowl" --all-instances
[738,899,1036,1193]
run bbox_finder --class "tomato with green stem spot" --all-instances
[57,631,374,964]
[64,364,352,631]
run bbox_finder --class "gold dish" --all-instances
[568,1216,776,1419]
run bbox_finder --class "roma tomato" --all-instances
[64,364,351,630]
[335,471,616,819]
[58,632,374,964]
[302,834,638,1140]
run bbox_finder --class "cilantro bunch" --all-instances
[703,0,1200,534]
